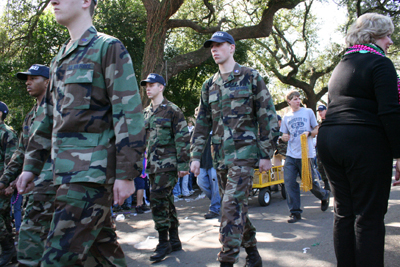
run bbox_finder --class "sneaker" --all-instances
[204,211,219,219]
[113,205,122,212]
[287,213,301,223]
[135,205,144,214]
[189,190,195,194]
[121,204,132,210]
[321,192,330,211]
[178,194,183,198]
[141,204,150,211]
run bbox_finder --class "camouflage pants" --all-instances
[17,193,56,267]
[0,196,12,243]
[149,171,179,231]
[217,166,257,264]
[40,183,126,267]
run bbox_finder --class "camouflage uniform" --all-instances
[143,98,190,231]
[0,122,17,247]
[0,104,55,267]
[191,63,279,263]
[23,26,146,267]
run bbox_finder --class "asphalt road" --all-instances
[6,176,399,267]
[116,176,400,267]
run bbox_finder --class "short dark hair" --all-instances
[89,0,96,17]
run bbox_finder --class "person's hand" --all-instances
[281,133,290,142]
[5,187,14,196]
[178,171,189,178]
[259,159,272,173]
[190,161,200,177]
[302,131,310,137]
[393,159,400,186]
[113,179,136,206]
[17,171,36,194]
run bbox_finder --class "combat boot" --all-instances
[169,225,182,251]
[149,230,172,262]
[244,246,262,267]
[0,237,16,267]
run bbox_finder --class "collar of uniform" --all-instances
[77,26,97,47]
[151,98,169,112]
[58,26,97,61]
[219,62,242,84]
[232,62,242,76]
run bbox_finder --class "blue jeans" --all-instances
[11,192,23,232]
[197,167,221,214]
[173,177,182,196]
[284,156,330,214]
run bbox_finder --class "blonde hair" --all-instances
[285,90,300,102]
[345,13,394,47]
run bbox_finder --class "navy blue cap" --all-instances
[93,0,97,4]
[204,31,235,48]
[317,105,327,111]
[140,73,166,86]
[277,115,282,121]
[16,64,49,80]
[0,101,9,118]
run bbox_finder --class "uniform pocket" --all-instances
[228,87,252,115]
[63,64,94,109]
[208,88,220,120]
[155,118,172,146]
[54,132,100,174]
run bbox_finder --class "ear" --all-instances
[44,79,50,88]
[82,0,91,8]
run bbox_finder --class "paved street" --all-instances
[116,176,400,267]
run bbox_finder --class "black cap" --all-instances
[140,73,166,86]
[16,64,49,80]
[0,101,9,118]
[93,0,97,4]
[317,105,327,111]
[204,31,235,48]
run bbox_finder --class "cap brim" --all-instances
[140,79,151,86]
[16,72,30,80]
[204,37,226,48]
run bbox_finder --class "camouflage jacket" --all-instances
[0,105,54,194]
[191,63,279,170]
[23,26,146,185]
[143,98,190,174]
[0,122,17,181]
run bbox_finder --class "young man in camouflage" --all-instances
[141,73,190,262]
[0,64,55,267]
[0,101,18,267]
[191,32,279,267]
[17,0,146,266]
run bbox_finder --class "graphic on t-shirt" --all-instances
[288,117,308,138]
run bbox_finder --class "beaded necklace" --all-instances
[345,44,400,104]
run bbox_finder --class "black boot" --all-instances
[220,262,234,267]
[0,237,16,267]
[169,226,182,251]
[244,246,262,267]
[149,230,172,262]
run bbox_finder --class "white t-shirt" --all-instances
[280,107,318,159]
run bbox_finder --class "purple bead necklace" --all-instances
[345,44,400,104]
